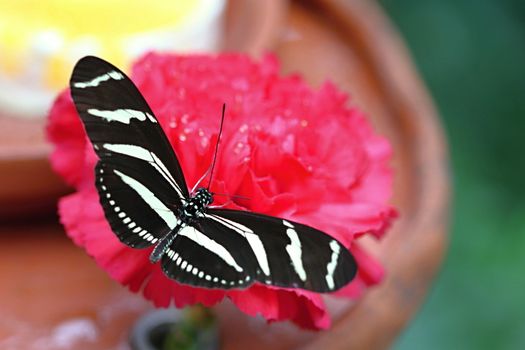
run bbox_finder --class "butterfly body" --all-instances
[70,56,358,292]
[149,188,212,263]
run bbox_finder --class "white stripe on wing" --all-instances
[102,143,185,199]
[325,240,341,290]
[206,214,270,276]
[113,169,178,229]
[178,226,243,273]
[73,70,124,88]
[87,108,157,124]
[282,220,307,281]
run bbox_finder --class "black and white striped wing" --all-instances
[70,56,188,248]
[161,209,357,292]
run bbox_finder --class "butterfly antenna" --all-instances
[212,193,251,201]
[191,166,212,194]
[207,103,226,191]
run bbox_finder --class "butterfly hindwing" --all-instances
[160,221,260,289]
[204,209,357,292]
[95,161,181,248]
[160,209,357,292]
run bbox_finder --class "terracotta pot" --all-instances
[218,1,450,349]
[0,0,449,349]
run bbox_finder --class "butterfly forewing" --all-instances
[70,56,188,248]
[70,56,188,203]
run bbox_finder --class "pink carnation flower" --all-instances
[47,53,396,330]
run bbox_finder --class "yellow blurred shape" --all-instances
[0,1,194,38]
[0,0,197,87]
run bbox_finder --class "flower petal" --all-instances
[228,285,330,330]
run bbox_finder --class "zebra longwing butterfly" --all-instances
[70,56,357,292]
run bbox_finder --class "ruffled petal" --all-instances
[46,90,87,187]
[228,285,330,330]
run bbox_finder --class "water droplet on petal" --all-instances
[239,124,248,133]
[179,134,187,142]
[231,78,249,90]
[300,119,309,127]
[234,141,245,154]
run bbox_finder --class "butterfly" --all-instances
[70,56,357,292]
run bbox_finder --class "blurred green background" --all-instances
[378,0,525,348]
